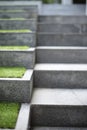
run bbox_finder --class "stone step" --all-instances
[0,1,42,13]
[0,19,37,31]
[37,33,87,46]
[0,70,33,103]
[31,88,87,127]
[0,32,36,47]
[0,11,37,19]
[34,64,87,88]
[31,127,87,130]
[38,16,87,24]
[0,48,35,69]
[36,47,87,63]
[38,23,87,34]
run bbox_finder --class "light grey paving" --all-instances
[41,4,86,15]
[31,88,87,105]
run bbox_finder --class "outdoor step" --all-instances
[0,1,42,13]
[41,5,85,15]
[36,47,87,63]
[0,48,35,69]
[38,23,81,33]
[31,88,87,127]
[38,23,87,34]
[37,33,87,46]
[0,32,36,47]
[31,127,87,130]
[34,64,87,88]
[0,19,37,31]
[38,16,87,24]
[0,70,33,103]
[0,11,37,19]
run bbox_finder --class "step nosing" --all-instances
[36,46,87,50]
[34,64,87,71]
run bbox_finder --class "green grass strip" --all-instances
[0,67,26,78]
[0,18,26,20]
[0,46,29,50]
[0,10,25,12]
[0,103,20,128]
[0,29,32,33]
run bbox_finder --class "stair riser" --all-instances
[39,16,87,24]
[36,49,87,63]
[0,6,37,11]
[0,20,37,31]
[0,33,36,47]
[0,12,37,19]
[34,71,87,88]
[31,105,87,127]
[0,71,33,103]
[0,50,35,69]
[37,34,87,46]
[38,24,87,34]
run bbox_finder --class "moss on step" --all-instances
[0,46,29,50]
[0,67,26,78]
[0,29,32,33]
[0,18,26,20]
[0,10,25,12]
[0,103,20,128]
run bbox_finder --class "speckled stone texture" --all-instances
[0,33,36,47]
[0,70,33,103]
[37,34,87,46]
[0,20,37,31]
[0,48,35,69]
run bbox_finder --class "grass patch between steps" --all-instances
[0,103,20,128]
[0,10,25,12]
[0,67,26,78]
[0,18,26,20]
[0,46,29,50]
[0,29,32,33]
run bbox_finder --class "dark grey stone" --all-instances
[37,33,87,46]
[0,70,33,103]
[31,127,87,130]
[0,11,37,19]
[0,19,37,31]
[30,105,87,127]
[0,33,36,47]
[34,65,87,88]
[36,47,87,63]
[0,48,35,69]
[38,23,81,33]
[38,16,87,24]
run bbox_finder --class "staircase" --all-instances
[30,4,87,130]
[0,2,87,130]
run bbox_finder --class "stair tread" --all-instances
[36,46,87,49]
[31,127,87,130]
[34,64,87,71]
[31,88,87,105]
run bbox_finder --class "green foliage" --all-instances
[43,0,61,3]
[0,18,26,20]
[0,46,29,50]
[0,103,20,128]
[0,29,32,33]
[0,10,25,12]
[0,67,26,78]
